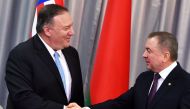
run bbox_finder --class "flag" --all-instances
[90,0,131,104]
[32,0,64,36]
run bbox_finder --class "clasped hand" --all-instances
[66,102,83,109]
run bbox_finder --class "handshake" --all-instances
[66,102,89,109]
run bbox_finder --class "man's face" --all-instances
[45,12,74,50]
[142,37,165,72]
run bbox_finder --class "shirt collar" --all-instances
[158,61,177,79]
[38,34,61,57]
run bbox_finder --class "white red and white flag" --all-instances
[32,0,64,36]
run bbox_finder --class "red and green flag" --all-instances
[90,0,131,104]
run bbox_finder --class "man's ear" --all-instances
[43,25,51,37]
[163,51,170,63]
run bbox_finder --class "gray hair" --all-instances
[148,32,178,61]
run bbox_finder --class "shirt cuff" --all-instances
[83,107,90,109]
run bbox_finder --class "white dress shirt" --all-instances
[149,61,177,93]
[38,35,72,109]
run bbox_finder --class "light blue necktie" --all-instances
[54,51,66,91]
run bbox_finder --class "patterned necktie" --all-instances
[54,52,66,92]
[148,73,161,104]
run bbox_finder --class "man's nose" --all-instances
[142,51,147,58]
[68,27,74,36]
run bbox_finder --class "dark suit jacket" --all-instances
[91,63,190,109]
[5,34,84,109]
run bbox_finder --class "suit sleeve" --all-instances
[5,49,63,109]
[180,77,190,109]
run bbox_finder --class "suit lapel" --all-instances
[148,64,181,109]
[33,35,67,97]
[143,72,155,109]
[62,48,74,101]
[136,71,154,109]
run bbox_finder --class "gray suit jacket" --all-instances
[91,63,190,109]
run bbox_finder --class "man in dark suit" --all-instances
[5,4,84,109]
[68,32,190,109]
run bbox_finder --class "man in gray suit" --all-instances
[67,32,190,109]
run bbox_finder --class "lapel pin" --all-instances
[168,83,171,86]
